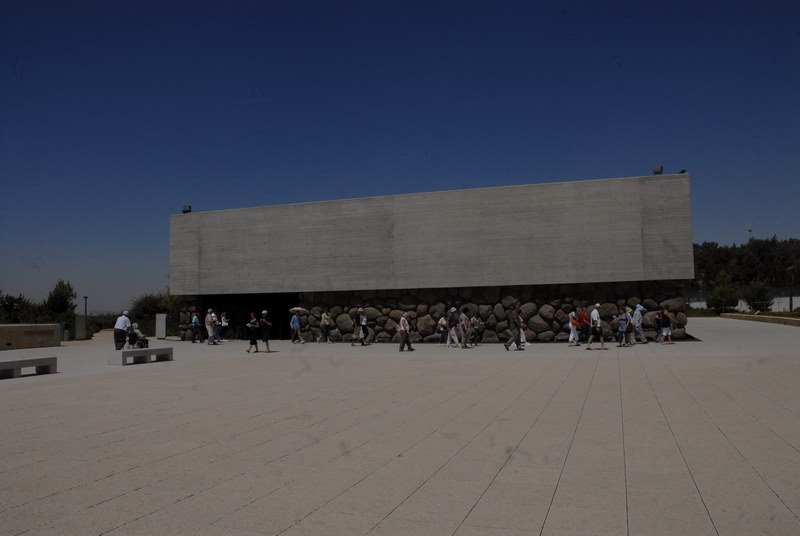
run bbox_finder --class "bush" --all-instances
[741,281,772,312]
[706,283,739,312]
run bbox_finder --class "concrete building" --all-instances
[170,173,694,341]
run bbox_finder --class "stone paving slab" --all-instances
[1,318,800,535]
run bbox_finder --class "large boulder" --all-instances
[599,303,618,320]
[307,315,320,328]
[375,332,392,342]
[364,307,382,321]
[660,297,686,313]
[496,320,508,334]
[479,304,493,321]
[528,315,550,334]
[484,314,497,331]
[376,315,388,326]
[310,306,322,318]
[416,315,436,337]
[675,312,688,328]
[384,318,398,333]
[671,328,686,340]
[416,304,428,315]
[493,303,507,321]
[642,311,659,329]
[429,303,446,321]
[627,297,642,309]
[399,296,417,311]
[336,313,354,333]
[423,334,441,343]
[409,332,422,343]
[329,329,342,342]
[389,310,404,322]
[537,331,556,342]
[555,332,570,342]
[482,330,499,343]
[601,321,613,339]
[538,304,555,323]
[519,302,538,321]
[501,295,519,309]
[642,299,659,311]
[554,309,567,325]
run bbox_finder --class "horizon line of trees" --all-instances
[694,236,800,312]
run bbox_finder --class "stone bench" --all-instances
[109,347,174,366]
[0,357,58,379]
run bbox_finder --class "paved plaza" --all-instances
[2,318,800,535]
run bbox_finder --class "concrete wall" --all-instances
[170,174,694,295]
[0,324,61,351]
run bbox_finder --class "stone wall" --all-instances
[0,324,61,351]
[291,281,689,343]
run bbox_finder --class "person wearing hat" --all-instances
[260,310,273,351]
[631,304,648,344]
[585,304,607,350]
[113,310,131,350]
[446,307,460,348]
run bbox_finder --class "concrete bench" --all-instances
[0,357,58,379]
[109,347,174,366]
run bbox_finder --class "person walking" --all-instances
[211,310,221,343]
[458,307,471,349]
[113,310,131,350]
[359,308,370,345]
[319,308,334,343]
[504,304,524,351]
[290,311,303,343]
[585,304,607,350]
[190,311,202,343]
[568,309,580,346]
[245,312,260,353]
[220,312,230,340]
[260,310,273,352]
[398,312,415,352]
[632,304,648,344]
[578,307,590,342]
[446,307,460,348]
[615,306,632,347]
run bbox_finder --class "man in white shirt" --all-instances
[585,303,607,350]
[113,311,131,350]
[399,312,415,352]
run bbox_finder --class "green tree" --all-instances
[742,281,772,312]
[43,279,77,317]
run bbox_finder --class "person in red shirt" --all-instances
[577,307,590,343]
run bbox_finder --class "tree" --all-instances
[742,281,772,312]
[43,279,77,317]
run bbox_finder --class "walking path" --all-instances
[2,318,800,535]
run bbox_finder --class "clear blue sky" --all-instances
[2,1,799,312]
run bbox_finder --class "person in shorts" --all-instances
[657,306,674,344]
[585,303,607,350]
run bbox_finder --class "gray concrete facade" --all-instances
[170,174,693,295]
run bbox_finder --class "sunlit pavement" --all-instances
[2,317,800,535]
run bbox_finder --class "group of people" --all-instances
[170,301,678,353]
[438,307,485,349]
[569,303,676,350]
[189,309,230,345]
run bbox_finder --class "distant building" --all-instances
[170,174,694,341]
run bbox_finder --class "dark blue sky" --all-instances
[2,1,799,311]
